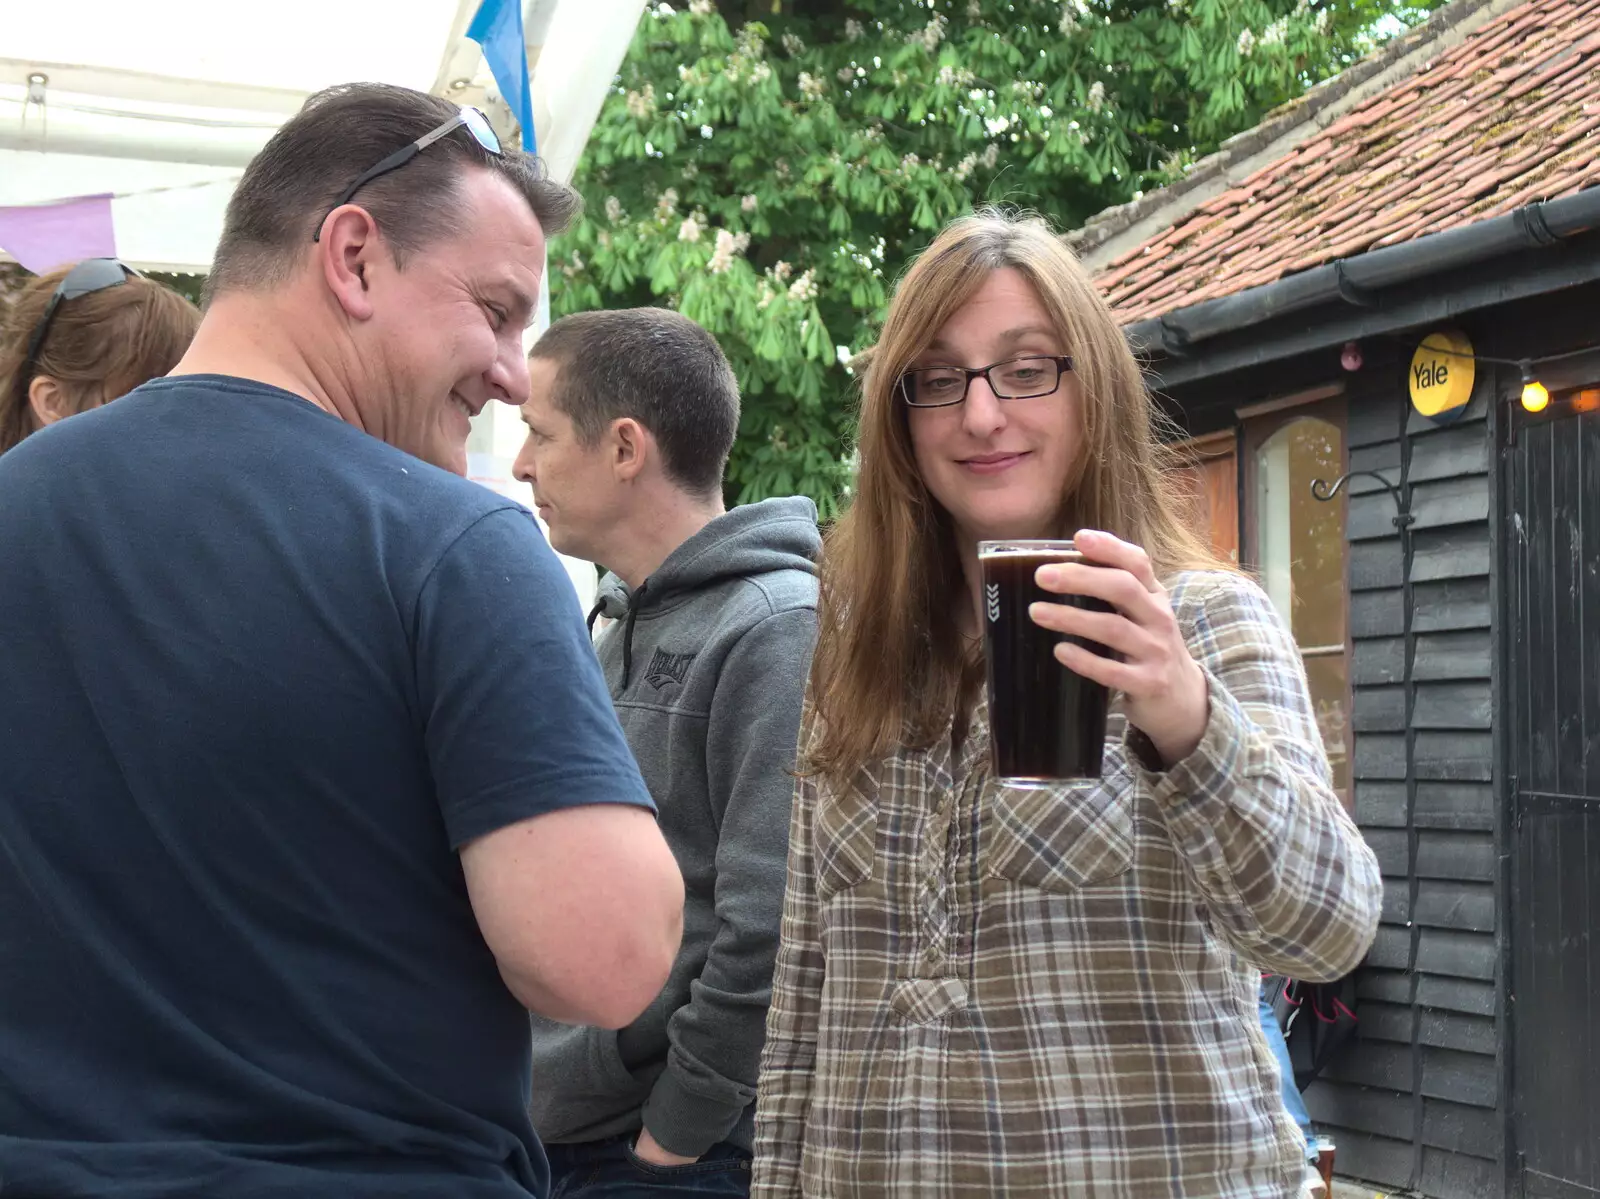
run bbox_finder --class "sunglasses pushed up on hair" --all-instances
[22,258,140,378]
[312,106,502,243]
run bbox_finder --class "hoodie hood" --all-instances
[586,496,821,685]
[590,574,632,624]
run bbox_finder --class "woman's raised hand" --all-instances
[1027,529,1210,767]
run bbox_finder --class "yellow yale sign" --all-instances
[1409,330,1475,420]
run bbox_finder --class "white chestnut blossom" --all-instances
[1059,0,1091,33]
[909,14,947,51]
[625,84,655,118]
[706,228,753,274]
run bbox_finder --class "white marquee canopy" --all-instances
[0,0,646,604]
[0,0,645,270]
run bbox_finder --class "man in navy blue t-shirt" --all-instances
[0,83,684,1199]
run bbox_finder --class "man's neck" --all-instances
[607,491,725,592]
[169,292,363,431]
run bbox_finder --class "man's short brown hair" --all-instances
[532,308,740,498]
[206,82,580,302]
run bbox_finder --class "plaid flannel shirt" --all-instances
[752,570,1382,1198]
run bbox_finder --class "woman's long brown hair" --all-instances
[806,209,1226,788]
[0,265,199,453]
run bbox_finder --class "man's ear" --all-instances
[610,417,650,484]
[27,375,77,427]
[317,205,383,322]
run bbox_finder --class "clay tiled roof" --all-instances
[1091,0,1600,323]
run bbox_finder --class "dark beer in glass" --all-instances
[979,539,1112,785]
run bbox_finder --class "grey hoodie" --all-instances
[527,496,820,1158]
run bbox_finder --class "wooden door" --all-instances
[1174,432,1239,565]
[1505,389,1600,1199]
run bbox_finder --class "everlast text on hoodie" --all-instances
[527,495,821,1158]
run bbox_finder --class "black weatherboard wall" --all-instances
[1133,203,1600,1199]
[1162,326,1507,1197]
[1306,354,1502,1199]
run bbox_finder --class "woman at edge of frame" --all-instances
[0,261,198,455]
[751,208,1382,1199]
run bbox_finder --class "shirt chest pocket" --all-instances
[813,767,880,902]
[982,774,1134,894]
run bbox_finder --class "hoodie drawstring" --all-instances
[620,601,640,688]
[588,583,645,688]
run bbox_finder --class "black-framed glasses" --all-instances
[312,105,501,243]
[23,257,139,375]
[898,354,1075,408]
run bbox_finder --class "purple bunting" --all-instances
[0,194,116,274]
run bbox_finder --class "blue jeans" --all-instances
[1260,984,1317,1161]
[545,1135,751,1198]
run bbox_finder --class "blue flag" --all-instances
[467,0,536,153]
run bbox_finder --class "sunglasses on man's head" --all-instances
[312,106,502,243]
[23,257,139,376]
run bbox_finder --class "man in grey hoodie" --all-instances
[512,307,820,1196]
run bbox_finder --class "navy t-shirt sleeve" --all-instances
[414,506,655,849]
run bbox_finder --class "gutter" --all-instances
[1127,186,1600,357]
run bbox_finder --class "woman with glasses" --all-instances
[0,259,199,454]
[751,211,1381,1199]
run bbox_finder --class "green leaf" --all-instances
[649,254,680,294]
